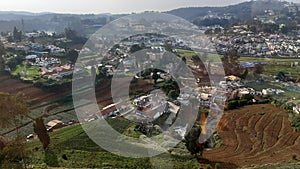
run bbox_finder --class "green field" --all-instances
[239,57,300,78]
[11,62,41,81]
[26,118,199,169]
[239,57,300,104]
[176,49,223,65]
[242,161,300,169]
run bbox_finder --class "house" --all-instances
[225,75,240,81]
[173,125,188,139]
[133,95,151,110]
[239,87,249,94]
[46,120,64,129]
[147,52,163,61]
[97,103,118,118]
[200,93,210,101]
[123,60,135,69]
[25,54,38,60]
[293,105,300,114]
[262,88,285,96]
[41,64,74,80]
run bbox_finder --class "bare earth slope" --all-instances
[203,104,300,168]
[0,72,68,104]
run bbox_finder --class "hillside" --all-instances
[0,12,114,35]
[167,0,287,25]
[203,104,300,168]
[26,118,200,169]
[24,103,300,169]
[0,1,289,33]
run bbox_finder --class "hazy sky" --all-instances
[0,0,251,14]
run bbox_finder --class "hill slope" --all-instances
[203,104,300,168]
[26,118,200,168]
[168,1,287,23]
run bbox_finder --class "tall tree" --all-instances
[65,28,77,40]
[0,92,29,129]
[222,49,246,77]
[254,63,264,76]
[66,49,79,64]
[0,92,51,150]
[0,92,33,167]
[184,125,204,160]
[181,56,187,63]
[33,117,50,149]
[0,42,5,72]
[64,28,87,44]
[13,27,21,42]
[0,136,31,168]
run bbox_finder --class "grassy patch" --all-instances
[123,124,143,138]
[26,118,199,168]
[239,57,300,78]
[12,62,41,80]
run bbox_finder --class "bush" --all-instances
[215,163,221,169]
[228,100,239,110]
[241,94,254,102]
[292,154,298,161]
[44,149,59,167]
[257,100,270,104]
[0,137,31,168]
[292,114,300,132]
[168,89,179,100]
[239,99,248,107]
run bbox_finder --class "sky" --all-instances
[1,0,299,14]
[0,0,252,14]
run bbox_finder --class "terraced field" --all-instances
[0,72,68,104]
[0,72,153,108]
[203,104,300,168]
[0,73,154,136]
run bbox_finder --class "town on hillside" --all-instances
[0,0,300,168]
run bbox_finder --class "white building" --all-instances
[293,105,300,114]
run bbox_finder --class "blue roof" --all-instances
[240,62,267,68]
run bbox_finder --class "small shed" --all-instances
[225,75,241,81]
[47,120,63,129]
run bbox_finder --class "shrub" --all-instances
[0,137,31,168]
[292,115,300,132]
[257,100,269,104]
[215,163,221,169]
[241,94,254,102]
[168,89,179,100]
[228,100,239,110]
[239,99,248,107]
[292,154,297,160]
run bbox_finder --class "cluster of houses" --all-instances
[78,31,299,137]
[194,74,292,111]
[23,54,74,80]
[1,30,76,81]
[262,88,285,95]
[213,25,300,57]
[4,41,66,56]
[26,55,60,67]
[40,63,74,80]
